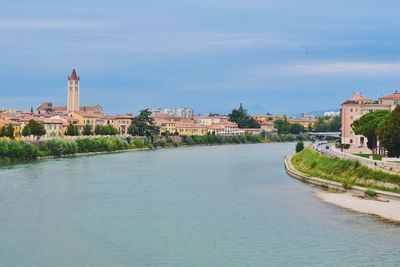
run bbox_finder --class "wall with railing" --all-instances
[326,145,400,173]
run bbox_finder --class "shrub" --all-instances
[295,141,304,153]
[310,161,317,168]
[364,189,378,198]
[132,138,146,148]
[292,147,400,193]
[183,136,194,145]
[354,160,360,168]
[342,178,354,189]
[0,138,39,160]
[47,139,78,156]
[0,138,9,156]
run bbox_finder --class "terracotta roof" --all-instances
[176,123,206,129]
[245,128,262,132]
[156,120,176,125]
[43,118,63,124]
[73,112,102,118]
[207,124,225,130]
[152,114,177,119]
[114,115,134,119]
[379,92,400,101]
[194,115,228,120]
[261,121,273,125]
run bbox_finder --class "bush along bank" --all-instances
[0,134,263,162]
[0,138,39,161]
[0,132,294,163]
[0,137,151,161]
[152,133,265,148]
[266,133,313,142]
[291,146,400,193]
[152,132,313,148]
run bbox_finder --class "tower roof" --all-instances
[68,68,80,81]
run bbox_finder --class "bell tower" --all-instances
[67,68,80,113]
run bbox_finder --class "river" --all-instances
[1,143,399,266]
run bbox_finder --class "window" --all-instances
[350,139,353,144]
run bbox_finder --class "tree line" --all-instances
[353,106,400,157]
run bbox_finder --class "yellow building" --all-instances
[71,112,101,129]
[0,119,22,139]
[176,123,207,136]
[109,115,134,134]
[287,118,316,129]
[252,115,285,123]
[156,120,177,134]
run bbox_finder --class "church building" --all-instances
[67,68,80,112]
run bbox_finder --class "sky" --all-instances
[1,0,400,115]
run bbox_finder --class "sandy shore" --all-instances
[315,191,400,223]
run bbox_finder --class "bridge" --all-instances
[308,132,341,139]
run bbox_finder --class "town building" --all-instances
[300,113,315,119]
[175,122,207,136]
[287,118,316,130]
[150,107,195,118]
[156,120,177,135]
[260,121,275,132]
[36,102,103,116]
[251,114,285,123]
[67,68,80,112]
[36,68,103,116]
[207,121,244,136]
[194,115,229,126]
[324,111,340,117]
[341,92,394,153]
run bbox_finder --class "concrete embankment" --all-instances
[285,155,400,223]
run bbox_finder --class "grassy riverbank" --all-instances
[0,137,151,161]
[155,133,264,148]
[0,134,266,163]
[292,147,400,193]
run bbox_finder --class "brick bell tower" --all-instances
[67,68,80,113]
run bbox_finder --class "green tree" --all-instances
[289,123,305,134]
[0,125,13,138]
[129,109,160,137]
[0,126,7,137]
[377,106,400,157]
[313,116,341,132]
[21,125,31,137]
[274,118,305,134]
[65,123,80,136]
[22,120,46,139]
[106,125,118,135]
[353,110,390,153]
[127,124,138,136]
[273,118,290,134]
[95,125,103,135]
[296,141,305,152]
[82,124,93,136]
[228,104,260,128]
[94,125,118,136]
[5,124,15,139]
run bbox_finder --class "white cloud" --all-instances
[291,62,400,76]
[251,62,400,78]
[79,32,283,52]
[0,19,111,31]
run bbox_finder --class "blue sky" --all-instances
[1,0,400,115]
